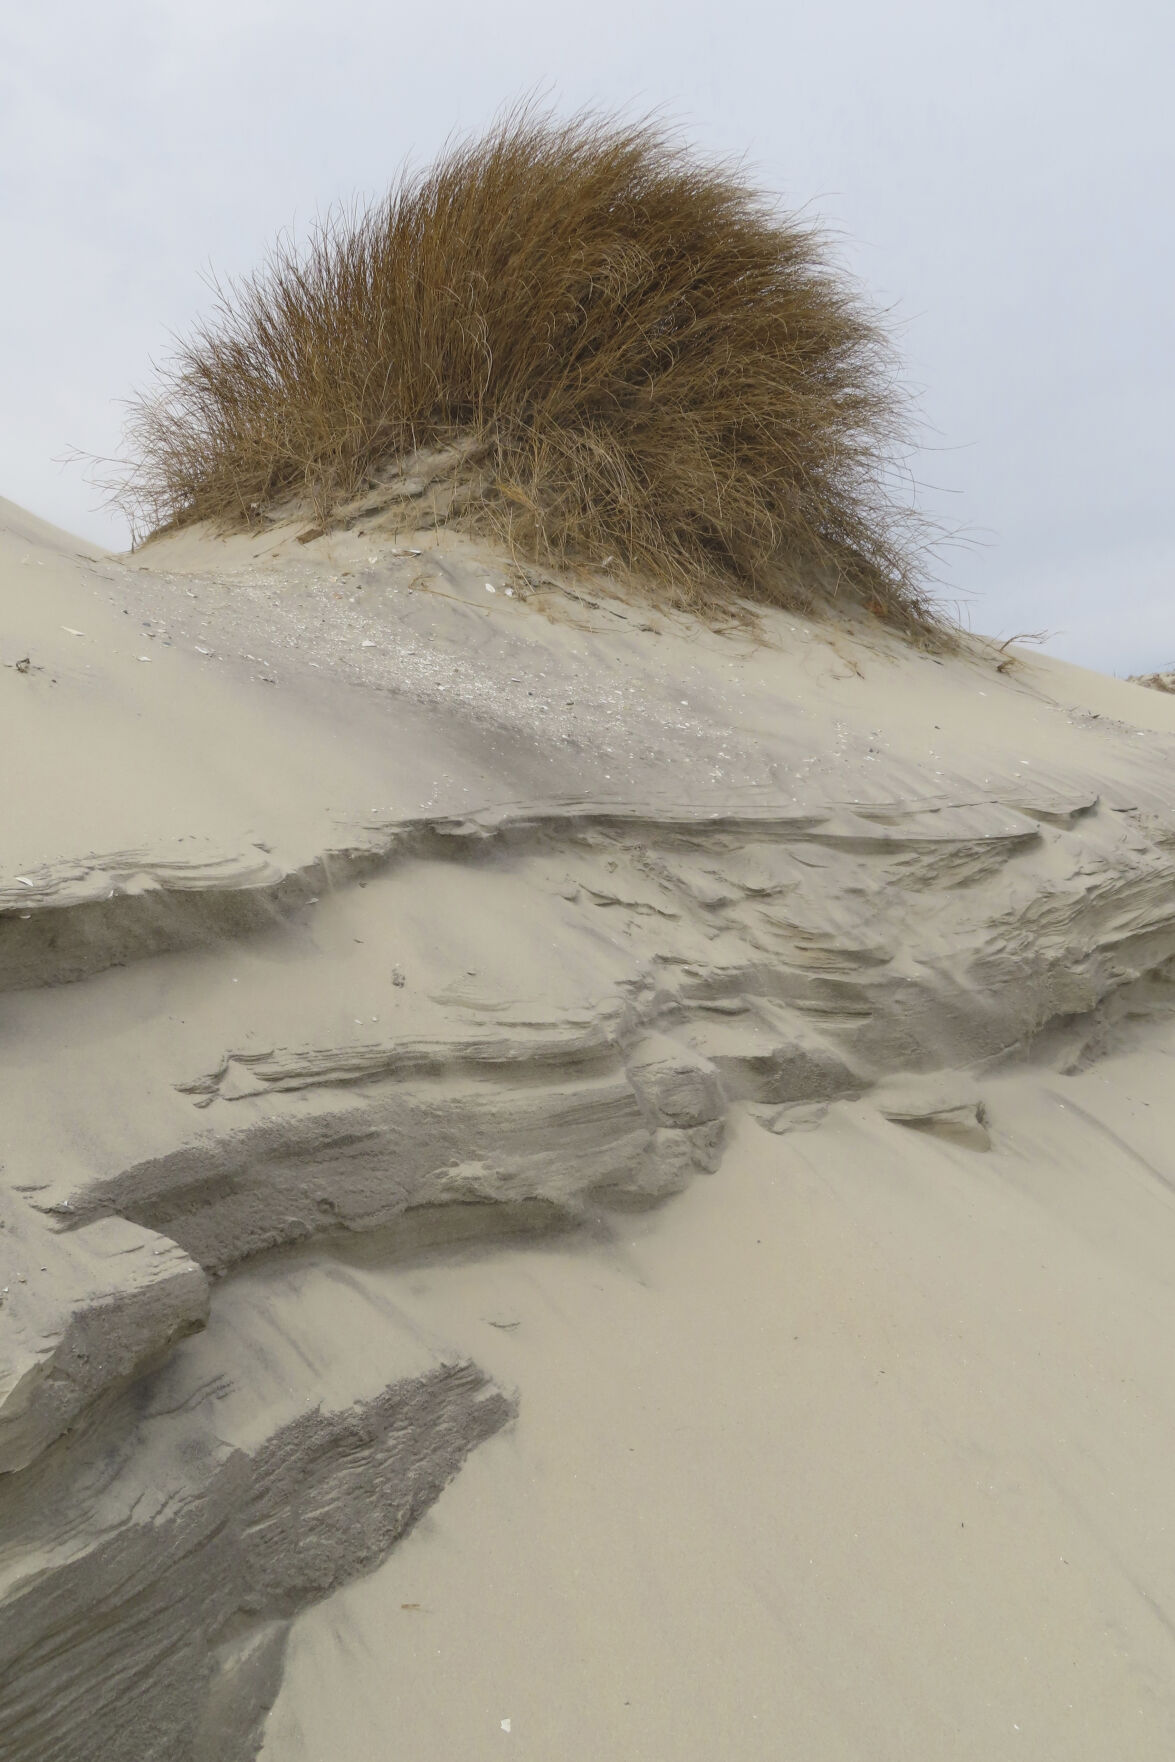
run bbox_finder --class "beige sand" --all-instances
[3,499,1175,1759]
[263,1071,1175,1761]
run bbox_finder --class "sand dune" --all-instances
[3,502,1175,1759]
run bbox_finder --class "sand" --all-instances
[3,497,1175,1759]
[263,1076,1175,1761]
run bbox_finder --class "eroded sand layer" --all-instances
[4,499,1175,1759]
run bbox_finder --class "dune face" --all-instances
[4,502,1175,1759]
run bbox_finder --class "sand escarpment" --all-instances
[9,780,1175,1453]
[5,503,1175,1758]
[0,1263,510,1762]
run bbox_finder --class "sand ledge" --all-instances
[4,504,1175,1759]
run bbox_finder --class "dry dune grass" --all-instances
[115,109,941,634]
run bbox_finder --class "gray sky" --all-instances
[4,0,1172,672]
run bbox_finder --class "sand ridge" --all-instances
[4,503,1175,1758]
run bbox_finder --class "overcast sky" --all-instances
[4,0,1171,672]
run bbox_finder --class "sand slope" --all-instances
[3,503,1175,1758]
[262,1065,1175,1762]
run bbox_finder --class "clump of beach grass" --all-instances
[113,108,941,635]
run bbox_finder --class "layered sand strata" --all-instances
[4,501,1175,1758]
